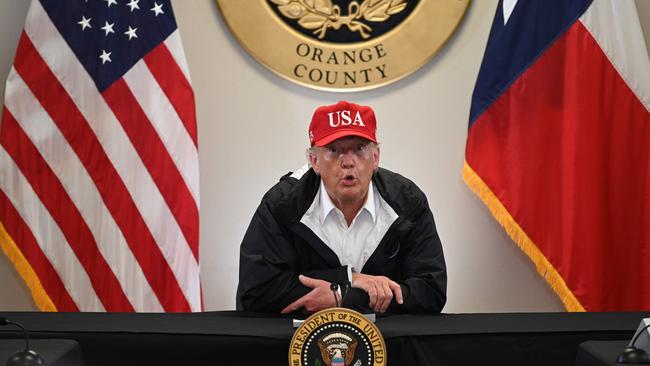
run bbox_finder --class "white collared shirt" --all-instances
[301,179,398,280]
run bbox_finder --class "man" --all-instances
[236,101,446,314]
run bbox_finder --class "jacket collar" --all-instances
[274,166,424,225]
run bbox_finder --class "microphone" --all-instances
[340,280,350,305]
[0,317,45,366]
[617,322,650,364]
[330,283,340,307]
[329,281,351,308]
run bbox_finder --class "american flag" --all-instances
[0,0,200,312]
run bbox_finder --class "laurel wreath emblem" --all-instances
[269,0,408,39]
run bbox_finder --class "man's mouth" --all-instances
[342,175,357,186]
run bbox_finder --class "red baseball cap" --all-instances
[308,101,377,147]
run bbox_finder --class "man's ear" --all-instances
[372,146,380,170]
[309,151,320,174]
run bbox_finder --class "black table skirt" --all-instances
[0,311,645,366]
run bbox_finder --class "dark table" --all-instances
[0,311,644,366]
[0,339,83,366]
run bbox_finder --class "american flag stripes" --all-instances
[0,0,200,312]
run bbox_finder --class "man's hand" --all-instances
[281,275,337,314]
[351,273,403,313]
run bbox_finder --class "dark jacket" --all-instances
[236,167,447,313]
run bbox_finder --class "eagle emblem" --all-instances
[269,0,408,39]
[317,332,358,366]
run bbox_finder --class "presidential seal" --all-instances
[216,0,471,92]
[289,308,387,366]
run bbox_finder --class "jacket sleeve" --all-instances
[236,198,349,313]
[391,206,447,313]
[342,205,447,314]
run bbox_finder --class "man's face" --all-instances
[310,136,380,208]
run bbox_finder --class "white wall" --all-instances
[0,0,648,313]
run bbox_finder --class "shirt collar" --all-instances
[320,179,376,223]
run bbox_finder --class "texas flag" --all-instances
[464,0,650,311]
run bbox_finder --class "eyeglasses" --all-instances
[318,142,376,161]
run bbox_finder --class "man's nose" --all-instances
[339,149,356,167]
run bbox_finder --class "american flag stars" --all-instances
[101,21,115,35]
[124,26,138,40]
[73,1,167,67]
[99,49,112,64]
[126,0,140,12]
[78,16,92,30]
[151,2,164,16]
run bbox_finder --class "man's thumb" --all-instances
[299,274,318,288]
